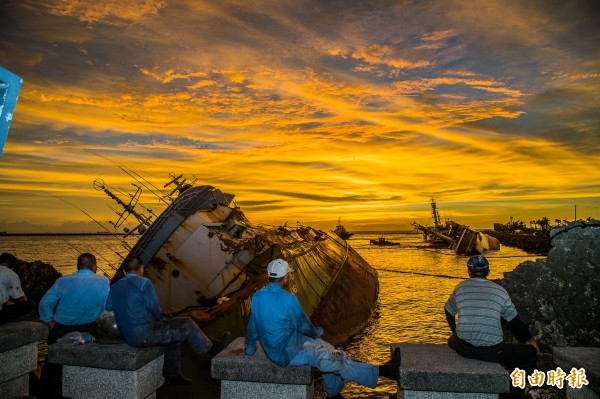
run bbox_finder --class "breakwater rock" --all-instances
[496,220,600,350]
[483,230,550,255]
[5,254,62,306]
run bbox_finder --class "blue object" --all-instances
[245,282,323,367]
[0,66,23,157]
[38,269,110,325]
[106,274,162,346]
[467,255,489,272]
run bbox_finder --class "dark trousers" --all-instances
[38,322,97,399]
[0,299,35,325]
[448,333,537,396]
[140,317,213,378]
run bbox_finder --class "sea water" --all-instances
[0,232,540,398]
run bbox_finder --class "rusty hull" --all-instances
[110,185,379,346]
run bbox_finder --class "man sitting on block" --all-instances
[245,258,401,399]
[445,255,540,398]
[107,256,227,385]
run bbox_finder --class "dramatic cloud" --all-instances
[0,0,598,232]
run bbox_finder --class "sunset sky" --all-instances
[1,0,599,233]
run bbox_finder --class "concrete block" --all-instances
[398,391,498,399]
[49,342,164,370]
[553,347,600,395]
[62,354,164,399]
[565,386,600,399]
[0,374,28,399]
[0,321,48,352]
[0,342,37,383]
[221,380,314,399]
[50,342,166,399]
[212,337,314,399]
[0,322,45,399]
[211,337,314,385]
[393,343,510,394]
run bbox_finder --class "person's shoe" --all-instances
[166,374,193,385]
[379,347,401,381]
[209,330,232,357]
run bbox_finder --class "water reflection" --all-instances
[341,232,539,398]
[0,232,540,398]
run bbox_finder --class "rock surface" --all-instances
[496,220,600,350]
[8,257,62,307]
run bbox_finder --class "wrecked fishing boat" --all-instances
[369,237,401,246]
[412,199,500,255]
[100,177,378,346]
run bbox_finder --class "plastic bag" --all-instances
[56,331,95,345]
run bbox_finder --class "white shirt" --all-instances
[0,265,25,310]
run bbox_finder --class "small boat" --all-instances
[369,237,401,246]
[412,199,500,255]
[333,217,354,240]
[99,176,378,346]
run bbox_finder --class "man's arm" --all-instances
[290,296,323,338]
[100,277,110,310]
[38,282,60,323]
[504,314,533,342]
[444,291,458,333]
[445,308,457,333]
[245,313,258,356]
[105,289,114,311]
[505,315,541,353]
[142,280,162,320]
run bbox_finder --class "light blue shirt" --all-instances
[246,282,323,367]
[106,274,162,346]
[39,269,109,325]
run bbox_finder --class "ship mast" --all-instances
[93,178,154,235]
[431,198,442,229]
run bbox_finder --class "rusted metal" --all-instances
[109,185,379,346]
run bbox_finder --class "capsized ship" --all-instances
[412,199,500,255]
[103,179,379,346]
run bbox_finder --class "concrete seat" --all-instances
[49,342,165,399]
[211,337,315,399]
[0,321,48,399]
[393,343,510,399]
[553,347,599,399]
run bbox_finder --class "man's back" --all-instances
[38,269,109,325]
[445,277,517,346]
[247,282,321,367]
[107,274,161,346]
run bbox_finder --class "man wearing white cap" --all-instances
[246,258,400,399]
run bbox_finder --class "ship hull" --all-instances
[111,185,378,346]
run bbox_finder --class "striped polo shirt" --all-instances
[445,277,518,347]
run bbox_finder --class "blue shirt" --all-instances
[38,269,109,325]
[245,282,323,367]
[106,274,162,346]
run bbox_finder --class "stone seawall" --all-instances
[496,220,599,352]
[483,230,551,255]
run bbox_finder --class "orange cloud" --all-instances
[44,0,167,23]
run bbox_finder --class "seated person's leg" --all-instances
[144,317,212,355]
[291,338,378,393]
[501,342,537,375]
